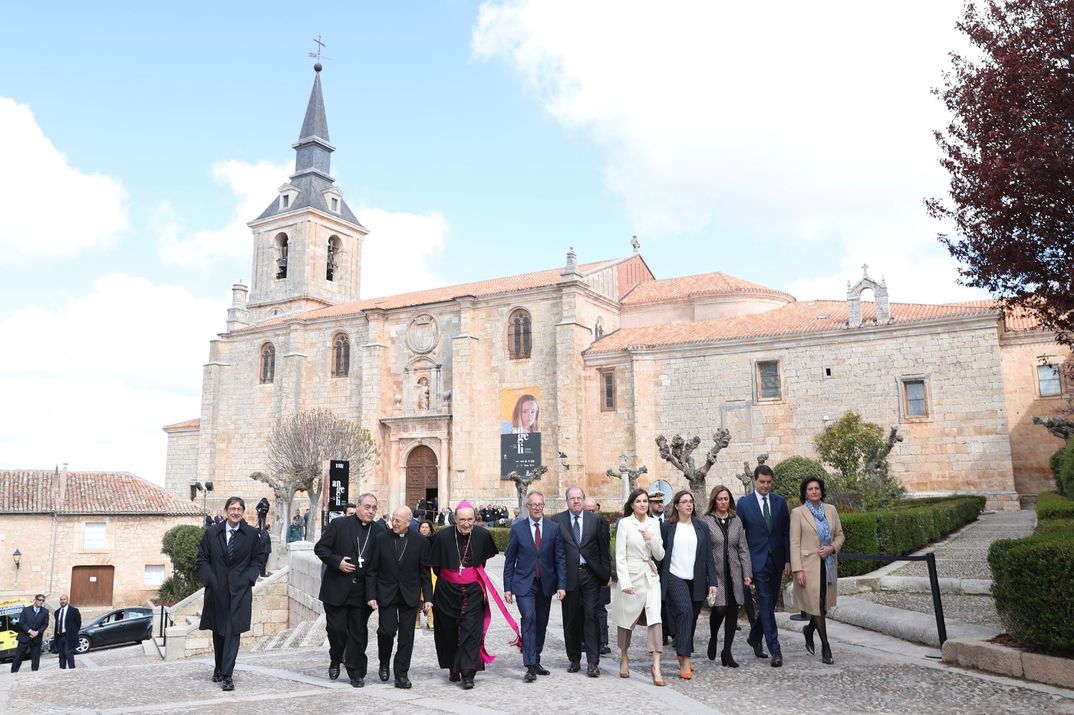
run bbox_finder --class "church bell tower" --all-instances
[245,64,367,323]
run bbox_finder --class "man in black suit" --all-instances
[196,496,269,691]
[366,505,433,689]
[583,498,612,655]
[553,486,611,677]
[10,593,49,672]
[53,593,82,669]
[315,491,386,688]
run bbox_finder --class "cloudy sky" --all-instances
[0,1,981,484]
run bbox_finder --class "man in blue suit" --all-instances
[504,491,567,682]
[736,465,791,667]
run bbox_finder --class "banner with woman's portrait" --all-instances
[500,387,541,479]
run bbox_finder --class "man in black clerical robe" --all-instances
[426,502,499,689]
[315,492,386,687]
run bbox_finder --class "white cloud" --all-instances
[473,0,981,302]
[0,274,225,484]
[157,159,289,270]
[359,205,449,298]
[0,98,128,267]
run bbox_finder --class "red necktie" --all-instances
[534,521,542,579]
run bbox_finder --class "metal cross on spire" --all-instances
[308,35,330,64]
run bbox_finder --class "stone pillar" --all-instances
[450,297,480,500]
[361,309,388,494]
[555,269,591,493]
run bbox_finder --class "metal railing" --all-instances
[158,604,173,653]
[840,551,947,645]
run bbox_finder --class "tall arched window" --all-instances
[259,343,276,384]
[326,236,340,281]
[332,333,350,377]
[507,308,532,360]
[274,233,289,280]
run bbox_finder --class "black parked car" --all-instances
[69,607,154,653]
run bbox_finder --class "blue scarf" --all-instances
[805,501,837,584]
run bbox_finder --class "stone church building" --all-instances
[164,68,1068,514]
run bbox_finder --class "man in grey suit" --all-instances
[553,486,611,677]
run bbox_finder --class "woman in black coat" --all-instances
[658,490,718,680]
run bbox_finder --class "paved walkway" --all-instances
[3,526,1073,715]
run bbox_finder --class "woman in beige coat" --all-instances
[790,475,844,665]
[613,488,666,685]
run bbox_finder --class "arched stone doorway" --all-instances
[405,445,438,509]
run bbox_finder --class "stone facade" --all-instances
[163,68,1067,522]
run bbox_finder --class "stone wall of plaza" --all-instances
[174,277,623,513]
[998,333,1071,496]
[0,513,202,605]
[583,315,1021,510]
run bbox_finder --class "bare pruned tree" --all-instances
[267,408,379,542]
[249,469,303,541]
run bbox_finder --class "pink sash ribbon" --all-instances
[439,566,522,663]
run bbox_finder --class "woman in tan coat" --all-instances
[613,488,666,685]
[790,476,844,665]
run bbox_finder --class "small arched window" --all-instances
[327,236,340,281]
[332,334,350,377]
[274,233,289,280]
[259,343,276,384]
[507,308,532,360]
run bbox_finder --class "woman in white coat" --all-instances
[613,488,666,686]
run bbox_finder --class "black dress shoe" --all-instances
[379,664,390,682]
[770,652,783,667]
[600,646,612,655]
[747,637,768,659]
[328,662,340,680]
[212,669,222,683]
[349,676,365,688]
[567,660,581,673]
[523,666,537,683]
[461,675,475,690]
[790,611,809,621]
[803,623,816,655]
[586,663,600,678]
[533,664,549,676]
[449,670,461,682]
[395,676,412,689]
[821,645,834,665]
[721,651,739,668]
[222,677,235,691]
[707,638,718,661]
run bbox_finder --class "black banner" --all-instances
[328,460,350,510]
[501,432,541,479]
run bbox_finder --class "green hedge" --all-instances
[836,496,985,577]
[989,530,1074,654]
[1037,491,1074,521]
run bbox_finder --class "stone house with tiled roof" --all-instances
[163,67,1066,519]
[0,468,204,606]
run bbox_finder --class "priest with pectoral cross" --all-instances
[315,492,386,688]
[426,501,500,689]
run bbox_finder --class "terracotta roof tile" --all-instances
[247,257,626,330]
[0,470,203,515]
[163,418,200,430]
[953,300,1045,332]
[621,272,794,305]
[586,300,999,354]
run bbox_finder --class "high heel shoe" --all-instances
[803,622,816,655]
[651,666,665,687]
[821,644,834,665]
[707,637,718,661]
[619,656,629,679]
[720,651,739,668]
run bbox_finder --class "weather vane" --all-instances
[308,35,330,64]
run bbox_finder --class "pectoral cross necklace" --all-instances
[453,528,471,575]
[356,524,371,569]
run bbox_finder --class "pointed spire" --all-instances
[292,64,335,180]
[298,64,330,143]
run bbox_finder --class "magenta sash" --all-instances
[439,566,522,663]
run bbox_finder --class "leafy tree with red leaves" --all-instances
[927,0,1074,353]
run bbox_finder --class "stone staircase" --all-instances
[250,613,327,652]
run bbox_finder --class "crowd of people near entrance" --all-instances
[186,465,844,693]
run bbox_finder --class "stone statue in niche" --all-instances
[417,377,430,411]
